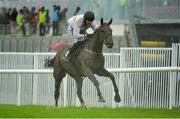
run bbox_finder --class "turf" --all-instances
[0,104,179,118]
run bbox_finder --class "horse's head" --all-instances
[96,18,113,48]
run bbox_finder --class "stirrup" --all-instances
[65,57,70,63]
[64,49,71,63]
[65,50,70,57]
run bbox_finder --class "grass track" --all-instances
[0,104,179,118]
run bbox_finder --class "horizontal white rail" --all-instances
[108,67,180,73]
[0,67,180,74]
[0,69,53,74]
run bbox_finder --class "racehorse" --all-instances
[45,18,121,109]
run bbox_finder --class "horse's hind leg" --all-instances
[53,67,66,107]
[97,68,121,102]
[88,74,105,102]
[54,77,62,107]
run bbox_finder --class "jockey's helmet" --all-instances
[84,11,95,22]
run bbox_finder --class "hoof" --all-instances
[81,103,88,110]
[53,106,59,109]
[114,94,121,102]
[98,97,106,103]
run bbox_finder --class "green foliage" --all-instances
[0,104,179,118]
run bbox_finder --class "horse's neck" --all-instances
[87,35,103,53]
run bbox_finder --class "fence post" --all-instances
[32,54,38,105]
[170,44,178,109]
[17,74,22,106]
[63,75,68,107]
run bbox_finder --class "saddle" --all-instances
[48,41,71,51]
[64,33,93,63]
[64,39,89,63]
[70,40,86,57]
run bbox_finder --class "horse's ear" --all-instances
[108,18,113,25]
[100,18,103,25]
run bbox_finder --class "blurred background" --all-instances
[0,0,180,52]
[1,0,180,21]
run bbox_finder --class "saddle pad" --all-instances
[48,41,71,51]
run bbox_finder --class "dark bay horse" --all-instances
[45,18,121,109]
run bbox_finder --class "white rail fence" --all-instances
[0,44,180,109]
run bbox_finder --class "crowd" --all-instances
[0,5,80,37]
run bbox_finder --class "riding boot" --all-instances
[64,54,70,63]
[65,41,85,63]
[65,48,74,63]
[65,43,78,63]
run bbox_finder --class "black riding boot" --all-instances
[65,48,74,63]
[65,41,85,63]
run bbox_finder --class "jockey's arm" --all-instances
[73,22,85,41]
[91,20,98,31]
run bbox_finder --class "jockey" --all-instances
[65,11,98,63]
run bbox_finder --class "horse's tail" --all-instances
[44,57,55,68]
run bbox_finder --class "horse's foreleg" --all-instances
[75,79,87,109]
[98,68,121,102]
[88,74,105,103]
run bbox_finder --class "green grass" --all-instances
[0,104,179,118]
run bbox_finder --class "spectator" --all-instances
[57,5,62,35]
[6,7,11,20]
[52,5,59,36]
[30,7,36,35]
[34,9,40,35]
[46,9,51,35]
[23,6,31,36]
[5,8,12,34]
[120,0,127,19]
[0,7,9,35]
[16,9,26,36]
[9,7,18,35]
[60,7,68,33]
[73,6,80,16]
[39,7,46,36]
